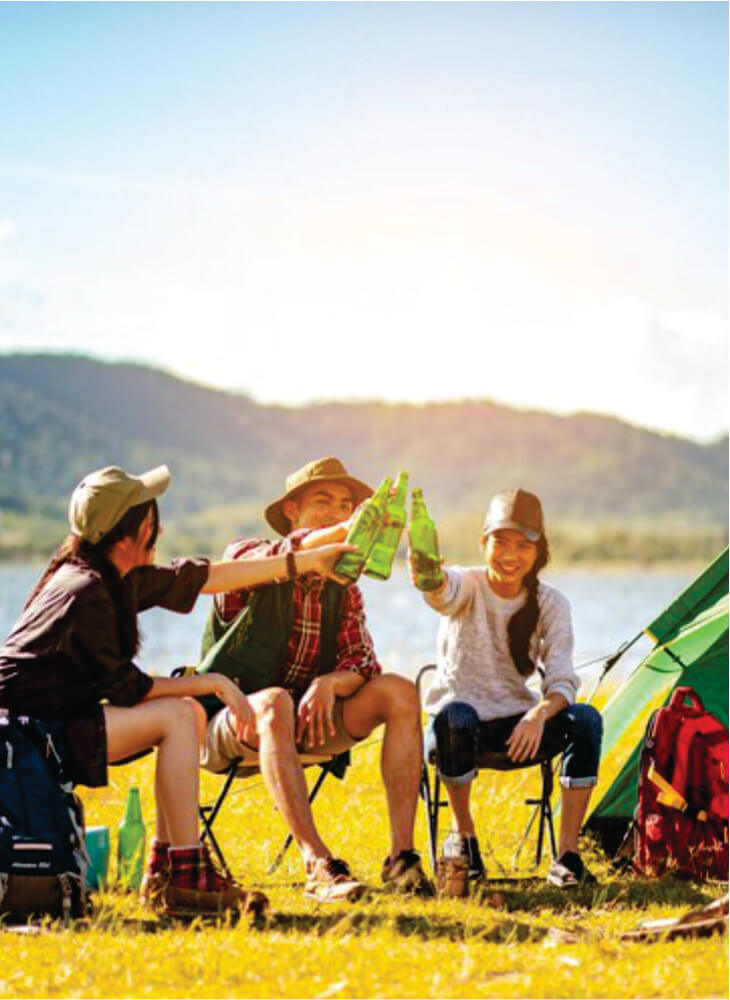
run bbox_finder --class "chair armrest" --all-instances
[415,663,437,708]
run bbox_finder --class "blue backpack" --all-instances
[0,714,89,921]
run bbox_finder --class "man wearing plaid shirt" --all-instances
[201,457,433,902]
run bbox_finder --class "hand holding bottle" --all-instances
[297,543,359,580]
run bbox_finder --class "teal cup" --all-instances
[85,826,110,890]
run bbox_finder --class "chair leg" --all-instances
[513,760,557,870]
[200,808,234,880]
[543,763,557,860]
[512,801,540,868]
[199,759,241,878]
[266,766,331,875]
[430,769,441,869]
[534,760,557,866]
[419,762,438,873]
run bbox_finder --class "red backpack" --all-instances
[633,686,728,881]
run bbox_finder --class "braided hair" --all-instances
[505,535,550,677]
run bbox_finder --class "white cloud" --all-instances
[0,220,15,242]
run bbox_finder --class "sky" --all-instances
[0,1,727,441]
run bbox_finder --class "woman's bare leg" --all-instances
[105,699,204,846]
[558,786,593,855]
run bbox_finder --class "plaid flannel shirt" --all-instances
[215,530,381,697]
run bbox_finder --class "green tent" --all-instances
[586,548,729,855]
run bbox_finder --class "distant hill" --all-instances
[0,353,726,561]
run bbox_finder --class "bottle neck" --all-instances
[411,496,428,519]
[123,791,142,823]
[393,473,408,505]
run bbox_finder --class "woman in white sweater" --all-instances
[414,488,603,888]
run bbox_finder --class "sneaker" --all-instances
[381,849,435,897]
[162,844,269,919]
[305,857,368,903]
[442,832,485,880]
[546,851,597,888]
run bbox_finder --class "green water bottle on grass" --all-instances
[117,786,146,892]
[409,488,445,592]
[364,470,409,581]
[334,476,392,583]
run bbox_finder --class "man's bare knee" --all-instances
[256,687,296,735]
[377,674,420,719]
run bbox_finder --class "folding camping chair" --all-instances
[417,664,557,876]
[198,749,350,878]
[169,665,351,878]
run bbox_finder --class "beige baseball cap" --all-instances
[68,465,171,544]
[265,456,372,536]
[483,488,544,542]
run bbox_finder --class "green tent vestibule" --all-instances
[585,548,729,856]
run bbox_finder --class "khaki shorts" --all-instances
[201,698,359,775]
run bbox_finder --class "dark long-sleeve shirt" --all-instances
[0,556,209,785]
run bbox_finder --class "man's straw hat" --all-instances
[265,457,372,536]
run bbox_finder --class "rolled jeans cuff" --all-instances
[439,766,478,786]
[559,775,597,789]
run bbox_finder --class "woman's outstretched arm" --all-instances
[201,542,355,594]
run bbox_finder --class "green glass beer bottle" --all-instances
[364,470,409,581]
[409,488,445,591]
[117,786,146,892]
[334,476,392,583]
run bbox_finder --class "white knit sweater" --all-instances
[422,566,578,721]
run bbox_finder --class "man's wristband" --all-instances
[286,551,298,580]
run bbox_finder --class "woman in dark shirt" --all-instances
[0,464,352,918]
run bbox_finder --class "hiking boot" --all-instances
[442,832,485,881]
[304,857,367,903]
[139,840,170,910]
[381,849,435,897]
[546,851,597,889]
[162,844,269,919]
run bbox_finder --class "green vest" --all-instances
[196,580,346,719]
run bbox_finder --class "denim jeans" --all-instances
[424,701,603,789]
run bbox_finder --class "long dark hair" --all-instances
[503,534,550,677]
[25,500,159,658]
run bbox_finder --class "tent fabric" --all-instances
[586,549,729,854]
[646,549,728,646]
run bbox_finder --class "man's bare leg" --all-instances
[245,688,332,863]
[342,674,423,859]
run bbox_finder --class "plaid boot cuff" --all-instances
[147,839,170,875]
[169,845,205,891]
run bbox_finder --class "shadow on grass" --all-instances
[269,909,544,943]
[3,879,719,939]
[470,876,716,915]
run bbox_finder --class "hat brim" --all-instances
[483,519,540,543]
[265,474,373,536]
[137,465,171,503]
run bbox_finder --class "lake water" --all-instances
[0,562,696,697]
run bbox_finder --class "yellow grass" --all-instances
[1,739,726,1000]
